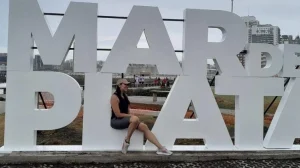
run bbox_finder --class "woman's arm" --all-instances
[111,95,131,118]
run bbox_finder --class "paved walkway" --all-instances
[130,86,161,90]
[1,151,300,167]
[1,160,300,167]
[129,96,166,105]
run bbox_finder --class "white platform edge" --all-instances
[1,145,300,153]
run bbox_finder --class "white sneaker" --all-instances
[156,146,173,155]
[121,139,130,154]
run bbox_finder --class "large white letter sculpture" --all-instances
[264,45,300,149]
[182,9,247,77]
[245,44,283,77]
[215,43,284,149]
[147,9,250,151]
[215,77,284,149]
[264,78,300,149]
[4,0,90,151]
[101,6,182,75]
[4,72,82,151]
[279,44,300,77]
[147,76,234,150]
[7,0,97,72]
[4,0,300,153]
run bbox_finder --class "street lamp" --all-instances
[231,0,234,13]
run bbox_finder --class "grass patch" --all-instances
[139,115,157,130]
[264,96,281,114]
[37,107,83,145]
[214,95,281,114]
[175,139,205,145]
[211,87,281,114]
[215,95,235,109]
[129,87,281,114]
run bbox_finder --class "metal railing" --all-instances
[31,13,184,53]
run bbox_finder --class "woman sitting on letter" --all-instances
[110,78,172,155]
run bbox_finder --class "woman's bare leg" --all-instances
[125,116,139,142]
[138,123,163,149]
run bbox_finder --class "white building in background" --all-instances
[240,16,281,68]
[242,16,281,46]
[207,64,217,80]
[250,25,280,45]
[0,53,7,72]
[242,16,260,27]
[0,64,6,71]
[280,35,300,45]
[126,64,159,76]
[242,16,259,43]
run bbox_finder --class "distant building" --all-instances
[33,55,43,71]
[281,35,293,44]
[242,16,259,43]
[0,53,7,82]
[33,55,61,71]
[207,64,217,80]
[250,25,280,45]
[0,53,7,71]
[0,64,6,71]
[242,16,280,45]
[242,16,260,27]
[126,64,158,76]
[280,35,300,45]
[240,16,280,68]
[261,54,267,68]
[280,35,300,57]
[0,53,7,64]
[237,52,246,67]
[294,36,300,44]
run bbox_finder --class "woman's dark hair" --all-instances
[115,85,130,104]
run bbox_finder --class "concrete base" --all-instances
[3,145,300,152]
[2,145,300,164]
[0,151,300,164]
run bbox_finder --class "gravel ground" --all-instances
[2,160,300,168]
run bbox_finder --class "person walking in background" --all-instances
[166,78,170,88]
[162,78,167,88]
[135,75,139,87]
[158,77,161,86]
[140,74,145,85]
[110,79,173,155]
[154,77,158,85]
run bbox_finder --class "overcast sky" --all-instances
[0,0,300,61]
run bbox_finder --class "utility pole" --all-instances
[231,0,234,13]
